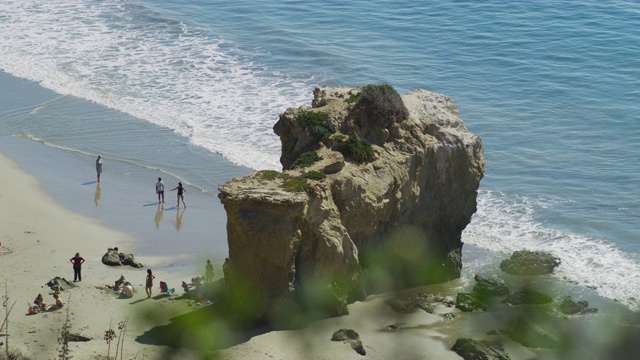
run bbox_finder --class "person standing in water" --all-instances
[156,177,165,203]
[95,155,104,182]
[170,182,188,208]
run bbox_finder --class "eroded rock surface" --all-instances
[218,86,484,322]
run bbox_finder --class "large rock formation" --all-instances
[218,85,484,323]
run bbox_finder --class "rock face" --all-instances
[218,86,484,322]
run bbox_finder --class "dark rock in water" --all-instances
[412,292,456,307]
[502,289,552,306]
[46,277,76,291]
[384,294,440,314]
[456,292,487,312]
[442,313,456,322]
[331,328,366,356]
[451,337,511,360]
[559,296,598,315]
[415,301,435,314]
[473,274,510,298]
[101,249,144,268]
[504,315,562,349]
[500,250,560,275]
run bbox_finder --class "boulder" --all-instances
[121,253,144,268]
[101,249,121,266]
[473,274,510,298]
[456,292,487,312]
[451,337,511,360]
[500,251,560,275]
[101,249,143,268]
[442,313,456,322]
[219,86,484,322]
[331,328,366,356]
[559,296,598,315]
[502,289,552,306]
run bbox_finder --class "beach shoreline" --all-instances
[2,140,639,360]
[0,149,188,359]
[0,145,468,360]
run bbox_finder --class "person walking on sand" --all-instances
[170,182,188,208]
[96,155,104,182]
[156,177,165,203]
[70,252,85,282]
[145,269,155,298]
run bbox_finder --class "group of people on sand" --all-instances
[30,292,64,314]
[108,260,222,301]
[106,274,135,298]
[27,252,82,314]
[95,155,189,208]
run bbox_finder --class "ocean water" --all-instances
[0,1,638,310]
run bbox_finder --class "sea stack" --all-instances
[218,85,484,324]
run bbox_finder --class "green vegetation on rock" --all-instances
[359,84,409,126]
[343,136,374,164]
[259,170,281,181]
[291,151,322,169]
[345,92,362,104]
[282,176,311,192]
[295,110,332,139]
[301,170,326,181]
[296,110,328,128]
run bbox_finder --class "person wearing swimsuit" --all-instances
[170,182,188,208]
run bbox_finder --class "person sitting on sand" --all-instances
[34,294,47,313]
[181,281,190,294]
[107,275,126,290]
[48,294,64,311]
[121,282,134,298]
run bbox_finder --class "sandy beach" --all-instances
[2,141,638,360]
[0,148,473,360]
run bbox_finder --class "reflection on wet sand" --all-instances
[175,207,185,231]
[94,182,101,207]
[154,203,163,228]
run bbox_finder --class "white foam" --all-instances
[0,1,312,170]
[463,190,640,311]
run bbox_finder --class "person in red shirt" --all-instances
[70,252,85,282]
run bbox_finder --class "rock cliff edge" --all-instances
[218,85,484,323]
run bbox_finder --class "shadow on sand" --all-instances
[135,305,272,352]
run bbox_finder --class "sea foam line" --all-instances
[463,190,640,311]
[0,0,311,170]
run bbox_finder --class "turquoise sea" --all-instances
[0,1,638,311]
